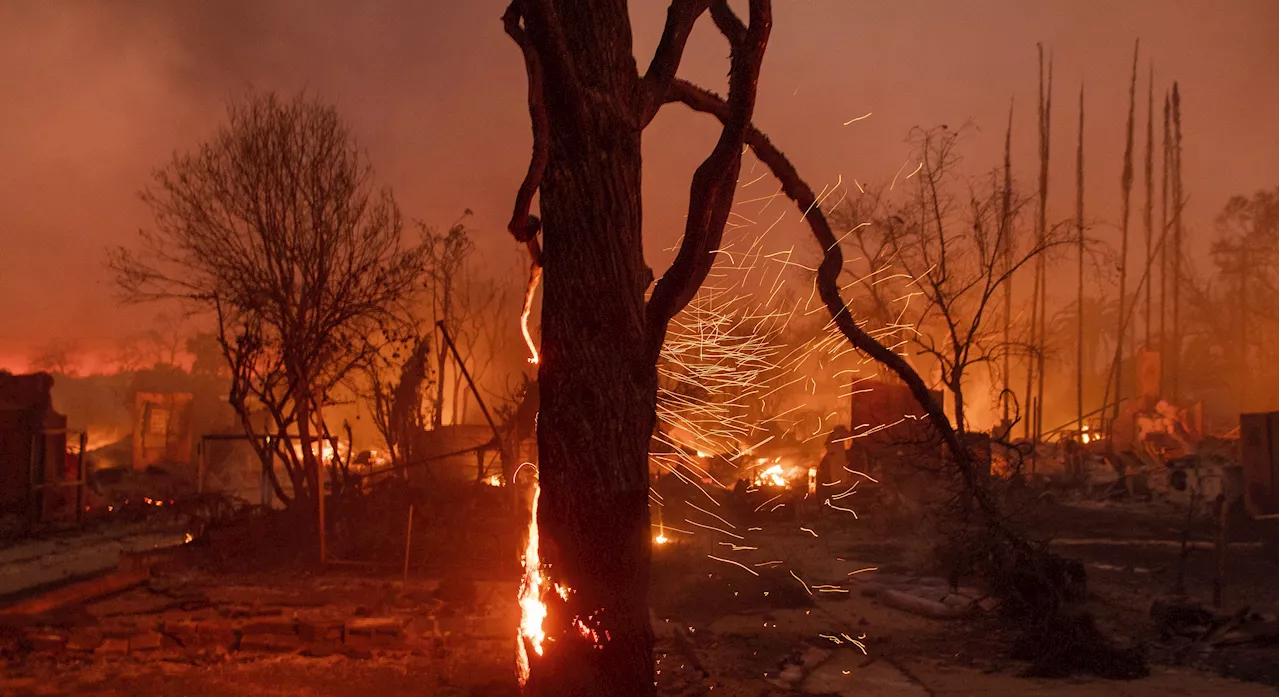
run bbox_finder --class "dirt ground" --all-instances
[0,494,1274,696]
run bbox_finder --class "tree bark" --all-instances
[504,4,768,692]
[515,4,653,694]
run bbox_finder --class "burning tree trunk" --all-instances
[502,2,771,694]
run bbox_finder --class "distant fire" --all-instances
[752,458,790,488]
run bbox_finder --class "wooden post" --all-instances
[403,504,415,583]
[1030,397,1039,476]
[318,443,328,564]
[76,431,87,525]
[261,437,271,508]
[29,430,42,526]
[1175,483,1198,596]
[197,437,206,495]
[1212,496,1229,608]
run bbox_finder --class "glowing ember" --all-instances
[516,483,546,686]
[484,474,502,487]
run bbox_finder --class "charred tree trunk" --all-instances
[504,3,771,694]
[534,131,655,693]
[525,17,654,689]
[1170,83,1183,403]
[1026,45,1052,445]
[1160,92,1170,395]
[1108,42,1139,436]
[999,102,1013,428]
[1143,63,1154,348]
[1076,85,1086,438]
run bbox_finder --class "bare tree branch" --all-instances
[641,0,712,127]
[664,78,998,523]
[502,2,548,264]
[644,0,772,361]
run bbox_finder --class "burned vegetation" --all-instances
[1,3,1277,697]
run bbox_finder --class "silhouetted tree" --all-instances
[502,1,771,693]
[110,90,425,520]
[28,338,83,376]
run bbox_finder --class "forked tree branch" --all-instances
[640,0,713,127]
[644,0,772,361]
[708,1,747,46]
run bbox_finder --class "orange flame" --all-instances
[516,482,546,686]
[520,265,543,365]
[753,463,788,487]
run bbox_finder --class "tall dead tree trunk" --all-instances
[1076,85,1086,437]
[1171,82,1183,403]
[1152,63,1162,347]
[1160,92,1170,394]
[1109,41,1139,435]
[1000,102,1014,428]
[1035,48,1052,444]
[503,3,770,694]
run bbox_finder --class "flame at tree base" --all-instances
[516,482,545,686]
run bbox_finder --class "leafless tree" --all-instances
[831,126,1071,434]
[110,90,425,519]
[28,338,83,376]
[360,331,432,472]
[107,312,189,372]
[666,44,1140,676]
[446,273,512,425]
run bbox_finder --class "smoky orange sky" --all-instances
[1,0,1276,372]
